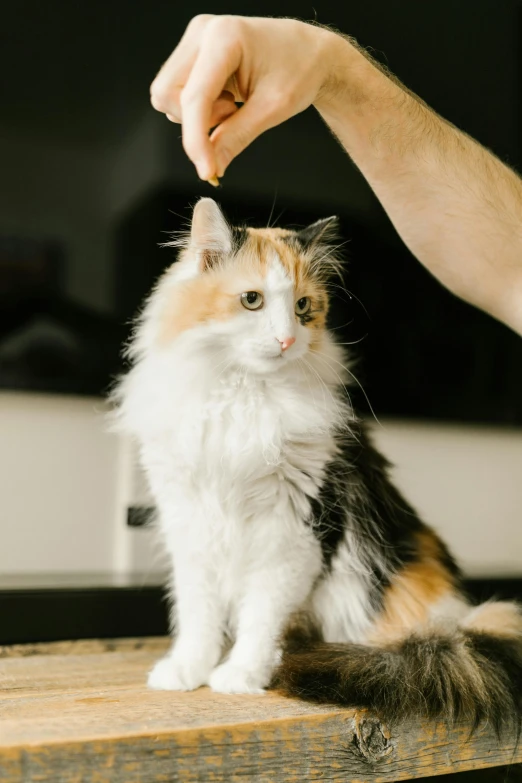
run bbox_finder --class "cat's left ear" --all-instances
[190,198,233,271]
[295,216,339,249]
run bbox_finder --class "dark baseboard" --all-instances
[0,584,169,645]
[464,578,522,604]
[0,578,520,646]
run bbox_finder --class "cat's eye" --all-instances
[241,291,264,310]
[295,297,311,316]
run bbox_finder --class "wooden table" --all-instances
[1,638,521,782]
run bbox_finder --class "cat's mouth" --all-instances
[248,351,287,372]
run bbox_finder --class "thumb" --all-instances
[210,92,286,177]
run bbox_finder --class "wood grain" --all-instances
[0,636,169,660]
[0,638,520,783]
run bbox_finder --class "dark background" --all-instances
[1,0,521,423]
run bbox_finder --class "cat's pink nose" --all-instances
[278,336,296,352]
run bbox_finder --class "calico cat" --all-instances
[114,197,522,733]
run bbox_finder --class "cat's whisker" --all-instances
[321,280,370,322]
[300,356,331,412]
[313,351,382,428]
[167,208,192,224]
[270,207,287,229]
[311,241,350,281]
[342,288,370,319]
[266,188,279,229]
[300,356,348,428]
[297,358,319,413]
[215,360,235,382]
[329,317,357,332]
[208,350,234,378]
[334,336,369,347]
[314,239,351,260]
[210,349,230,371]
[307,352,356,421]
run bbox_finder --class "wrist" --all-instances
[314,31,433,166]
[314,32,380,117]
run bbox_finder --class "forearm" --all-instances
[316,36,522,334]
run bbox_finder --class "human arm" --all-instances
[150,15,522,334]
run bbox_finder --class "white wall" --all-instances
[0,393,119,574]
[0,392,520,580]
[373,420,522,577]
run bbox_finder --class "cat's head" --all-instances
[156,198,342,374]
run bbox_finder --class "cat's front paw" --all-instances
[147,654,210,691]
[209,662,269,695]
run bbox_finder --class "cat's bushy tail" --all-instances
[273,601,522,736]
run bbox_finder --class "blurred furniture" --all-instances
[2,573,522,647]
[0,235,125,395]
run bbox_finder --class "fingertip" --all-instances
[215,154,229,179]
[209,131,231,178]
[194,157,215,181]
[182,132,211,180]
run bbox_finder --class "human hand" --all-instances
[149,15,343,182]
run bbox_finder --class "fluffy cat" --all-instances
[114,197,522,733]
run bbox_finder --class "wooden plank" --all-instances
[0,639,520,783]
[0,636,169,660]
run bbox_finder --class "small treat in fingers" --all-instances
[207,175,220,187]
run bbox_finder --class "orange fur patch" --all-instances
[244,229,329,339]
[159,272,242,343]
[369,528,457,644]
[247,228,302,281]
[159,228,330,343]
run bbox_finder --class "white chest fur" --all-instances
[116,337,357,661]
[119,346,344,518]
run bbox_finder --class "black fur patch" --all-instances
[231,225,248,253]
[308,458,349,569]
[304,416,463,618]
[307,423,425,579]
[437,538,462,581]
[295,216,340,248]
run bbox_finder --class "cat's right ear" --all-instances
[295,216,339,249]
[190,198,232,272]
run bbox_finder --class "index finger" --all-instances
[150,14,214,116]
[180,25,242,180]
